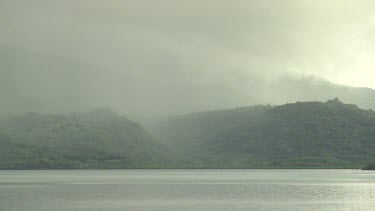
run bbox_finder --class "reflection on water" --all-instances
[1,169,375,210]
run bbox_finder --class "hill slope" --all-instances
[0,109,172,169]
[153,99,375,168]
[2,100,375,169]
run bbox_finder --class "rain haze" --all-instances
[4,2,375,210]
[1,0,375,120]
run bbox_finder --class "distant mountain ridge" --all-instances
[2,45,375,119]
[262,76,375,111]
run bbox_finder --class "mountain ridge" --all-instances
[152,98,375,168]
[0,109,173,169]
[1,99,375,169]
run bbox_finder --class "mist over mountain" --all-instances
[4,3,375,211]
[2,1,375,170]
[2,45,375,122]
[262,76,375,110]
[2,0,375,121]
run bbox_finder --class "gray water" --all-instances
[1,170,375,211]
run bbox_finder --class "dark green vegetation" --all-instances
[153,99,375,169]
[363,163,375,170]
[0,109,173,169]
[2,99,375,169]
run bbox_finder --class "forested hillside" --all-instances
[153,99,375,168]
[0,109,173,169]
[2,99,375,169]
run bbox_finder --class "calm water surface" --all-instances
[1,169,375,211]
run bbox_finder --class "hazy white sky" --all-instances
[1,0,375,88]
[1,0,375,118]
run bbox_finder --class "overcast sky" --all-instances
[1,0,375,118]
